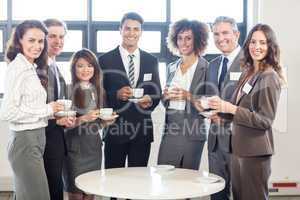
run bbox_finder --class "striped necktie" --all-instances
[128,54,135,87]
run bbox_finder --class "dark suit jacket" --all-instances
[44,66,67,159]
[162,57,208,141]
[231,68,281,157]
[206,52,242,153]
[98,46,161,144]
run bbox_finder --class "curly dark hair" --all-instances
[167,19,209,56]
[241,23,285,83]
[5,20,49,88]
[70,48,106,110]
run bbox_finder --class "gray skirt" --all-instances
[8,128,50,200]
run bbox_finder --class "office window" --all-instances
[93,0,166,22]
[97,31,161,53]
[0,62,7,94]
[171,0,244,22]
[0,0,7,20]
[0,31,3,53]
[12,0,87,20]
[63,30,83,53]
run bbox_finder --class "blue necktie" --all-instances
[218,57,228,90]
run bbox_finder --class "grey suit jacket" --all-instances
[230,68,281,157]
[207,52,242,153]
[162,57,208,141]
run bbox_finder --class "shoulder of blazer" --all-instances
[98,47,120,66]
[140,49,157,62]
[259,68,281,88]
[198,56,209,68]
[208,55,222,67]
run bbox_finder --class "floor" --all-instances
[0,192,299,200]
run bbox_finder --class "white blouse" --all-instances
[0,53,53,131]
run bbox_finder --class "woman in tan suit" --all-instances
[208,24,285,200]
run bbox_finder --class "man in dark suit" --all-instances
[205,16,242,200]
[98,12,161,171]
[43,19,75,200]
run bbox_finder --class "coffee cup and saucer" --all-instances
[55,99,76,117]
[128,88,144,103]
[99,108,118,121]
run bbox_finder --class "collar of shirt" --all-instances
[119,45,141,86]
[218,46,241,80]
[16,53,38,70]
[172,57,198,90]
[225,45,241,68]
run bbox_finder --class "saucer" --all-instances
[99,114,119,121]
[55,110,76,117]
[198,111,213,118]
[150,165,175,172]
[128,98,142,103]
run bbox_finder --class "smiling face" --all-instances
[47,25,65,58]
[120,19,142,53]
[177,29,195,56]
[19,28,45,63]
[75,57,95,83]
[213,22,240,55]
[249,30,268,67]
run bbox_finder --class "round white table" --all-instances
[75,167,225,199]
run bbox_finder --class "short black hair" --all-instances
[120,12,144,28]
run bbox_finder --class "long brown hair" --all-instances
[70,48,105,109]
[241,23,285,84]
[5,20,49,88]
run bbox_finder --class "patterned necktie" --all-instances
[218,57,229,90]
[128,54,135,87]
[50,62,60,100]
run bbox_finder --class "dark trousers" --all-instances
[231,154,271,200]
[44,156,64,200]
[104,141,151,168]
[208,148,231,200]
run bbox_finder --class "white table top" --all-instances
[75,167,225,199]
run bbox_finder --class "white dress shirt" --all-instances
[169,58,198,110]
[217,46,241,82]
[0,53,53,131]
[48,57,61,96]
[119,45,140,88]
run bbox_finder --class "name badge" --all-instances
[230,72,242,81]
[143,73,152,81]
[242,82,252,94]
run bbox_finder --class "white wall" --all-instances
[1,0,300,191]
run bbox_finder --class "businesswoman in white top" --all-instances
[0,20,63,200]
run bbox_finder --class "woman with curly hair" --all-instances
[158,19,209,169]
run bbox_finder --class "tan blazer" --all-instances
[231,68,281,157]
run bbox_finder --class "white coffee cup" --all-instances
[100,108,113,118]
[132,88,144,99]
[57,99,72,111]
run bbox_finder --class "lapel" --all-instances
[166,59,180,86]
[114,47,131,86]
[136,49,144,86]
[189,57,206,94]
[209,57,222,86]
[235,71,262,105]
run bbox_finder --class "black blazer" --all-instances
[44,66,67,159]
[98,46,161,144]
